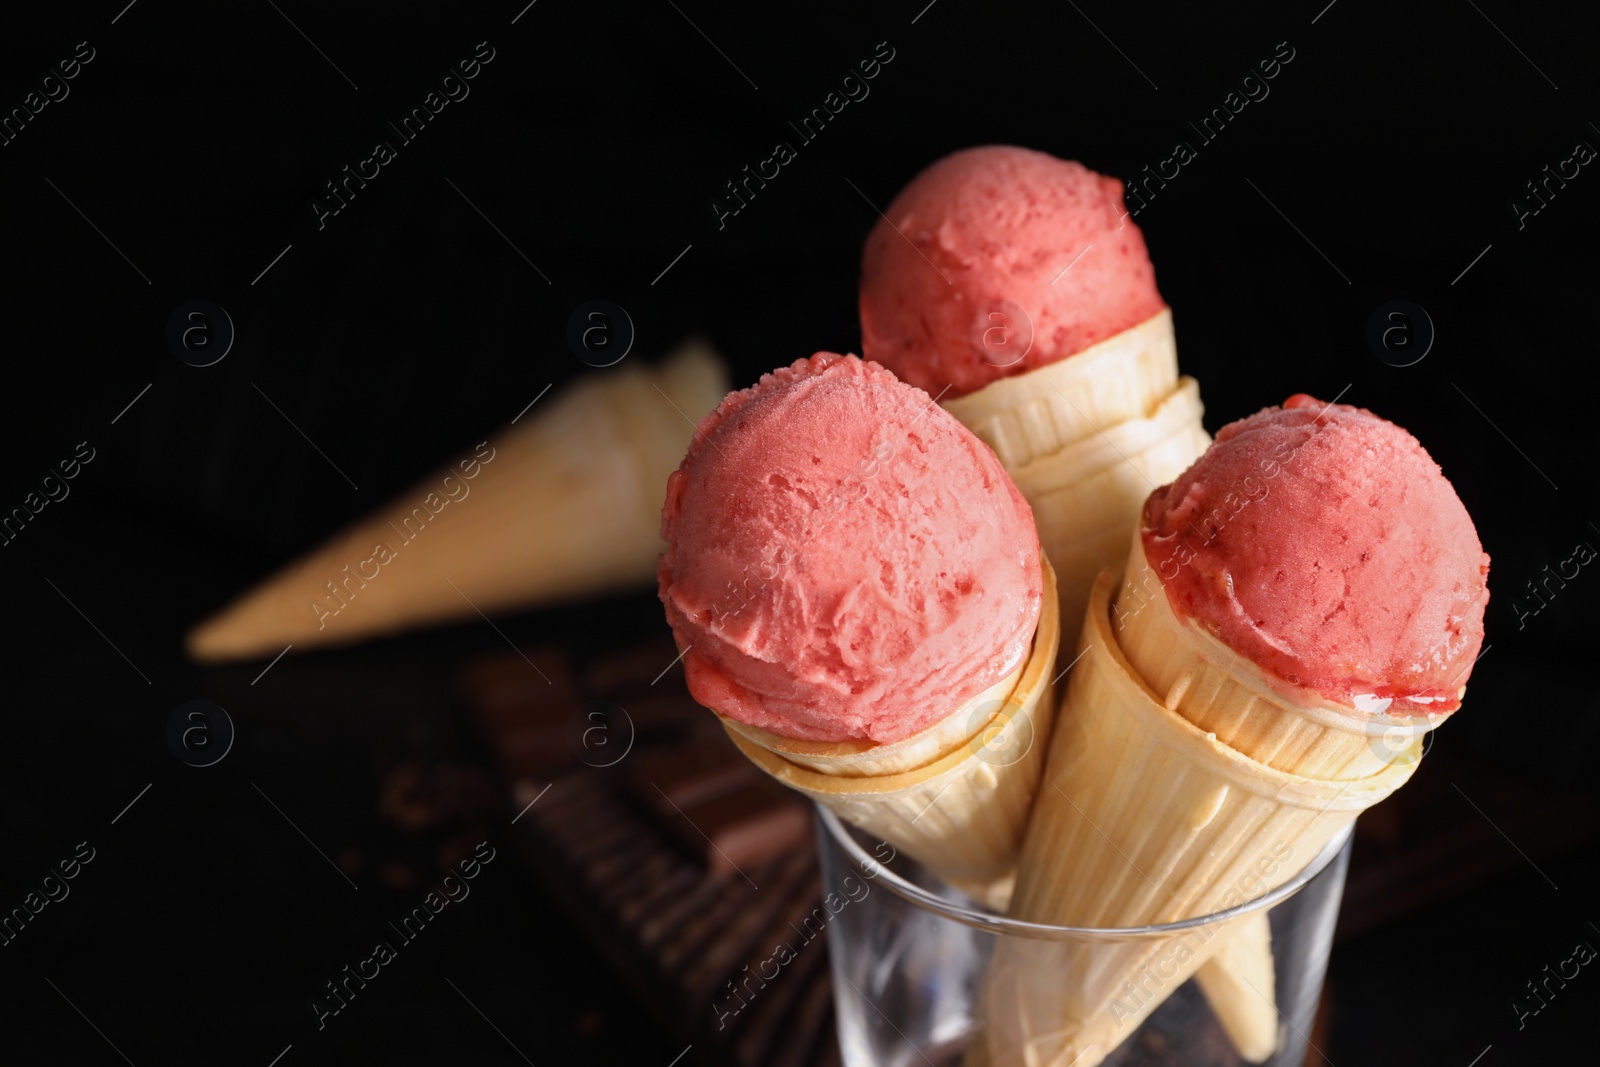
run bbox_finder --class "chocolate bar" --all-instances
[466,642,837,1067]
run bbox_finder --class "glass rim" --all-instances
[815,804,1353,943]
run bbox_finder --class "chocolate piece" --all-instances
[609,688,706,740]
[632,737,762,812]
[586,834,659,895]
[773,975,835,1067]
[601,850,680,911]
[552,813,641,865]
[670,782,812,880]
[507,777,840,1066]
[616,865,700,930]
[731,881,831,1061]
[461,647,576,716]
[462,648,583,778]
[638,870,729,953]
[579,638,704,747]
[657,849,801,977]
[630,733,812,877]
[580,638,687,694]
[465,640,844,1067]
[676,847,814,1002]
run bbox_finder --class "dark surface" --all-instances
[1,0,1598,1063]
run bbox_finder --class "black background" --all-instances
[0,0,1597,1064]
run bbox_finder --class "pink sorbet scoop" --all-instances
[1141,394,1490,713]
[859,145,1165,397]
[658,353,1043,743]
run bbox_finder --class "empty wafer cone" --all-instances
[974,572,1418,1067]
[722,557,1061,889]
[1114,529,1448,781]
[186,341,729,661]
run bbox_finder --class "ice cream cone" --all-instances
[976,571,1418,1067]
[718,657,1026,778]
[1114,530,1449,781]
[932,304,1207,661]
[942,308,1180,470]
[940,313,1258,1053]
[721,557,1061,888]
[186,341,728,661]
[1005,376,1209,656]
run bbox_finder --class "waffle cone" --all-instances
[722,557,1061,887]
[186,342,728,662]
[975,572,1418,1067]
[943,309,1180,470]
[1114,530,1451,781]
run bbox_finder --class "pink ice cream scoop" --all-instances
[658,353,1043,743]
[1141,394,1490,713]
[859,145,1165,397]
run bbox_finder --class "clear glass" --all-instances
[816,804,1352,1067]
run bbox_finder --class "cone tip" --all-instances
[184,614,238,663]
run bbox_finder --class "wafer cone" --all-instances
[938,311,1208,656]
[942,309,1180,470]
[1193,911,1278,1061]
[186,342,729,661]
[1114,529,1449,781]
[976,572,1418,1067]
[722,557,1061,888]
[941,311,1265,1050]
[1008,378,1210,656]
[719,659,1026,778]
